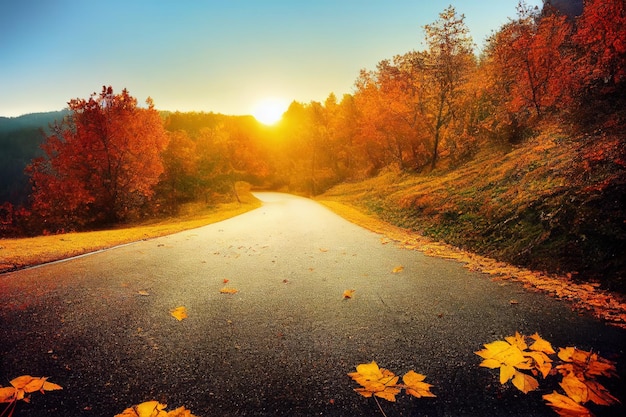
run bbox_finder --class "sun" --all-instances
[251,97,289,125]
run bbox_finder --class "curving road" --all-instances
[1,192,624,416]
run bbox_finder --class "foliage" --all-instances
[114,401,197,417]
[476,332,620,416]
[348,361,435,416]
[0,376,62,417]
[26,86,168,231]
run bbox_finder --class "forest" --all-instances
[1,0,624,290]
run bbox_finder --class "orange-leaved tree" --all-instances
[572,0,626,97]
[27,86,168,231]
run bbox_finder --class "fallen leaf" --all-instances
[402,370,436,398]
[115,401,169,417]
[509,299,519,304]
[349,361,401,402]
[557,347,617,378]
[219,287,239,294]
[42,381,62,392]
[583,378,620,406]
[137,290,150,296]
[560,372,588,404]
[543,391,593,417]
[512,371,539,393]
[529,333,556,355]
[0,386,16,403]
[343,289,355,299]
[170,306,187,321]
[392,266,404,273]
[223,279,229,283]
[319,248,329,252]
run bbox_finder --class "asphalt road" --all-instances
[1,192,625,417]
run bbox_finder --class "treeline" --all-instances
[1,0,624,236]
[270,0,625,192]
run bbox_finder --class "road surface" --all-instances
[1,192,624,416]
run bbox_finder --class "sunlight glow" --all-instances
[251,97,289,125]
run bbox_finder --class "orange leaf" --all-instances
[343,289,355,299]
[392,266,404,273]
[583,378,620,406]
[170,306,188,321]
[0,387,17,403]
[223,279,229,284]
[42,381,63,392]
[543,391,593,417]
[402,370,436,398]
[9,375,35,390]
[22,377,46,393]
[219,287,239,294]
[512,371,539,394]
[560,372,588,404]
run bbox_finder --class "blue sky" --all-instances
[0,0,543,117]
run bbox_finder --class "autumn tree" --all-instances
[422,6,475,169]
[572,0,626,98]
[157,130,199,211]
[488,3,575,118]
[354,54,434,171]
[27,86,168,231]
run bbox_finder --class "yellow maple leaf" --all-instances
[219,287,239,294]
[343,289,356,299]
[170,306,187,321]
[500,364,516,384]
[348,361,401,402]
[543,391,593,417]
[476,335,543,392]
[115,401,168,417]
[402,370,436,398]
[529,332,555,354]
[505,332,528,351]
[114,402,198,417]
[523,351,553,378]
[512,371,539,393]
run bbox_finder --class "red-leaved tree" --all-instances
[27,86,168,231]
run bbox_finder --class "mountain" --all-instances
[0,110,68,206]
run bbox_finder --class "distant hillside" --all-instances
[0,110,68,205]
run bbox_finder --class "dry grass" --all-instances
[0,192,261,273]
[319,124,626,293]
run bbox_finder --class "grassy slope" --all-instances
[0,190,261,273]
[320,124,626,293]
